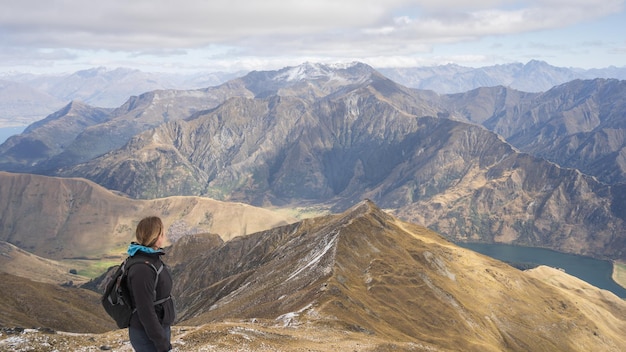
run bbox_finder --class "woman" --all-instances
[127,216,176,352]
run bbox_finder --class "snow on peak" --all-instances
[274,62,364,82]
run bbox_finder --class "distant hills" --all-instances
[380,59,626,93]
[1,60,625,128]
[0,67,242,129]
[0,171,295,260]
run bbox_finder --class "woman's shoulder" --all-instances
[127,254,162,274]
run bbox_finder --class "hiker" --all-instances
[127,216,176,352]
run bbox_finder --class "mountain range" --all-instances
[1,61,626,350]
[1,60,625,129]
[1,62,624,261]
[379,59,626,93]
[0,67,242,127]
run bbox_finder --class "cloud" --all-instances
[0,0,623,71]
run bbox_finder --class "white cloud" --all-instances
[0,0,624,71]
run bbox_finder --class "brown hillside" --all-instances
[4,200,626,351]
[0,241,86,285]
[0,171,296,260]
[0,273,115,333]
[168,200,626,351]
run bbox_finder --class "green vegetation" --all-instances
[64,259,121,278]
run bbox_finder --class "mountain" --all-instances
[446,79,626,185]
[4,62,626,184]
[379,59,626,93]
[2,62,384,174]
[0,171,295,260]
[2,60,625,129]
[0,79,65,127]
[0,101,112,172]
[0,67,241,130]
[0,80,255,173]
[45,64,624,261]
[88,200,626,351]
[0,272,115,333]
[3,200,626,350]
[32,67,230,108]
[2,62,626,261]
[0,62,438,175]
[5,67,243,108]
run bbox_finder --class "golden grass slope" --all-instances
[313,206,626,351]
[2,201,626,351]
[0,241,87,285]
[0,273,115,333]
[164,200,626,351]
[0,171,296,260]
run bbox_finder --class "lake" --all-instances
[0,126,26,144]
[456,242,626,298]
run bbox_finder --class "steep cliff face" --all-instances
[166,200,626,351]
[446,79,626,184]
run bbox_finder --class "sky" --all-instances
[1,0,625,74]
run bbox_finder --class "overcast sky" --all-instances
[1,0,625,74]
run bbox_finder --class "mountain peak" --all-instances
[273,62,371,82]
[237,61,377,98]
[168,199,626,350]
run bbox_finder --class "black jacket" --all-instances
[127,251,175,352]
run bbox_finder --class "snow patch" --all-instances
[275,303,314,327]
[274,62,360,82]
[286,230,339,281]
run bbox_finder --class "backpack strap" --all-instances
[150,263,171,305]
[126,258,171,311]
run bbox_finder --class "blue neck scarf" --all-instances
[127,242,164,256]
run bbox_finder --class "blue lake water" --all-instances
[456,242,626,298]
[0,126,26,144]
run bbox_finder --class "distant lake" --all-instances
[0,126,26,144]
[456,242,626,298]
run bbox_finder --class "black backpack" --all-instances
[101,256,170,328]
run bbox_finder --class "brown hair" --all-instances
[135,216,163,248]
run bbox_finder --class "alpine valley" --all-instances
[1,62,626,351]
